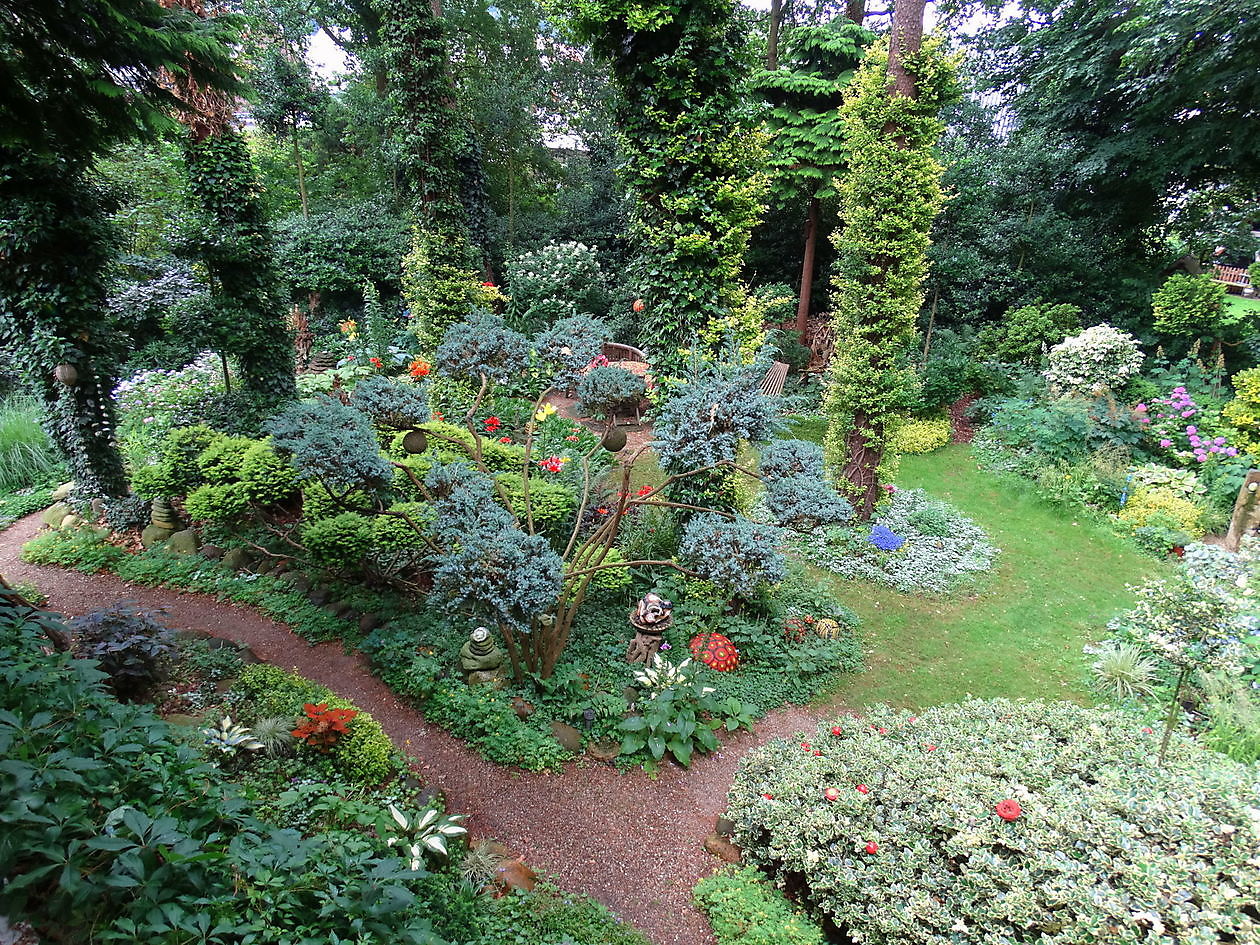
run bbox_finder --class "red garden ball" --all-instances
[632,298,646,312]
[855,784,869,794]
[995,799,1022,821]
[689,632,739,672]
[863,842,879,855]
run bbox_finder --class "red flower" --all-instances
[482,281,496,287]
[925,744,937,751]
[831,726,843,736]
[1142,726,1153,734]
[879,727,887,734]
[484,416,502,432]
[908,716,917,723]
[369,357,383,368]
[499,436,512,443]
[762,793,774,800]
[632,298,645,313]
[824,787,841,803]
[813,749,821,756]
[432,411,444,422]
[863,842,879,855]
[565,435,579,441]
[596,506,610,515]
[409,359,431,378]
[637,485,654,497]
[855,784,869,794]
[538,455,565,473]
[801,742,810,750]
[995,799,1022,822]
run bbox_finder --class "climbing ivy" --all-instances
[821,37,959,516]
[179,129,296,409]
[559,0,768,379]
[0,152,129,499]
[378,0,486,355]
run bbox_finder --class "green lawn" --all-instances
[1224,293,1260,321]
[815,444,1163,710]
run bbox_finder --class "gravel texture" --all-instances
[0,513,830,945]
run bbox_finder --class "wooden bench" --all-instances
[1213,265,1252,289]
[602,342,648,363]
[760,360,789,397]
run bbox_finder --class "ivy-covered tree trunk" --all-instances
[821,14,957,518]
[378,0,485,355]
[565,0,768,379]
[0,151,129,500]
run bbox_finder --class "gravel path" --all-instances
[0,513,829,945]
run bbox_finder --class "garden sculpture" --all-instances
[626,592,673,664]
[460,626,506,686]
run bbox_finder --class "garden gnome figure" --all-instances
[461,626,506,687]
[626,592,673,664]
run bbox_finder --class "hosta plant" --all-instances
[202,716,264,754]
[727,699,1260,945]
[385,804,467,870]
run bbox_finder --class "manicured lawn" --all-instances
[1224,293,1260,321]
[815,444,1163,709]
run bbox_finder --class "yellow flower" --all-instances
[534,402,557,422]
[338,319,359,338]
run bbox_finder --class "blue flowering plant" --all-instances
[867,525,905,552]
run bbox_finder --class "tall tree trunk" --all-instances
[845,0,865,24]
[887,0,926,98]
[767,0,783,69]
[795,195,819,343]
[292,125,309,219]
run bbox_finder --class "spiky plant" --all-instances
[1091,643,1158,701]
[459,840,506,893]
[251,715,298,755]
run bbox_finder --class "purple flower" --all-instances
[1214,436,1226,446]
[1227,447,1238,457]
[1186,425,1197,435]
[1160,439,1172,448]
[659,642,672,651]
[1181,410,1195,418]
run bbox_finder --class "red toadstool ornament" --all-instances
[824,787,841,803]
[995,799,1022,821]
[689,632,739,672]
[632,298,646,312]
[863,841,879,855]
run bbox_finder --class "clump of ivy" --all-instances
[821,37,959,516]
[561,0,769,377]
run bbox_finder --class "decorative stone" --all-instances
[460,626,505,673]
[600,427,627,452]
[511,697,535,719]
[402,429,429,454]
[287,572,313,593]
[359,612,383,634]
[307,588,330,606]
[50,482,74,502]
[165,529,199,554]
[625,631,663,666]
[715,816,736,838]
[59,514,83,530]
[140,524,175,548]
[53,363,78,386]
[689,632,740,672]
[42,502,72,528]
[703,833,742,864]
[587,740,621,763]
[626,592,673,664]
[466,669,506,689]
[200,544,225,560]
[163,713,200,727]
[550,721,582,753]
[150,498,180,531]
[90,497,106,520]
[221,548,251,571]
[308,350,338,372]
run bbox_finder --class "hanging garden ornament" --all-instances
[53,363,79,386]
[632,298,645,313]
[601,426,627,452]
[402,429,428,454]
[689,631,739,672]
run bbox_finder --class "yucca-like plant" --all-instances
[459,839,506,892]
[202,716,264,754]
[250,715,297,755]
[385,804,467,871]
[1090,643,1158,700]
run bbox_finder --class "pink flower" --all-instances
[856,784,870,794]
[1159,439,1172,448]
[1186,425,1198,435]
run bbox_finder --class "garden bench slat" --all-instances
[760,360,789,397]
[1212,264,1251,287]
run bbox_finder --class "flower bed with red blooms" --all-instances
[725,699,1260,945]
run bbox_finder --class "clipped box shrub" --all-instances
[183,481,249,523]
[239,439,298,505]
[197,434,257,484]
[889,416,951,454]
[300,511,374,568]
[727,699,1260,945]
[495,471,577,537]
[232,663,398,785]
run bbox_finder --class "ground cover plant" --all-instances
[726,699,1260,945]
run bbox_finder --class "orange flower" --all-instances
[409,359,431,378]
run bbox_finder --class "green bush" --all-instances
[495,471,576,538]
[183,481,249,523]
[373,501,435,551]
[888,416,950,454]
[238,439,298,505]
[1115,486,1205,537]
[1151,272,1227,339]
[197,433,256,483]
[0,393,64,492]
[577,366,645,420]
[302,482,376,521]
[694,867,823,945]
[1222,366,1260,452]
[300,511,374,568]
[977,300,1081,365]
[22,526,125,572]
[232,664,399,785]
[425,420,526,472]
[727,699,1260,945]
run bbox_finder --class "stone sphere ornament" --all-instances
[689,631,739,672]
[601,427,627,452]
[402,429,429,454]
[53,363,79,386]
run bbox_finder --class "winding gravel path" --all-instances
[0,513,829,945]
